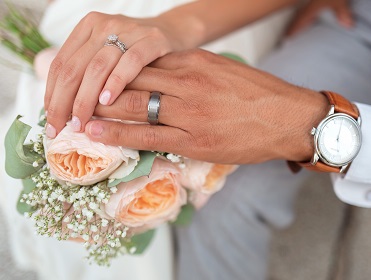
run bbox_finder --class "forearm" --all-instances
[155,0,298,50]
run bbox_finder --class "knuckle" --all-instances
[182,99,206,117]
[148,26,165,41]
[195,134,216,151]
[111,124,125,144]
[87,56,107,76]
[58,64,78,85]
[176,69,209,90]
[109,72,126,86]
[126,48,143,65]
[125,92,145,114]
[142,127,161,148]
[102,18,118,33]
[49,57,64,79]
[74,97,88,113]
[187,49,214,64]
[46,104,59,122]
[83,11,101,25]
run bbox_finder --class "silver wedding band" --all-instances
[104,34,128,54]
[148,92,162,125]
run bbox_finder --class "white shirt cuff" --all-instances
[333,103,371,207]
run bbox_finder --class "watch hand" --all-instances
[336,119,344,142]
[336,119,344,152]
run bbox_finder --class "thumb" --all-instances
[286,5,321,37]
[335,5,354,28]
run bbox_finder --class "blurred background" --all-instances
[1,1,371,280]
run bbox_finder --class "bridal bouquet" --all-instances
[4,115,237,265]
[2,7,243,265]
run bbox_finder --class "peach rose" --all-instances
[104,158,187,229]
[181,159,238,194]
[188,191,212,210]
[45,123,139,185]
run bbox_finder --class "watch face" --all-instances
[317,114,361,166]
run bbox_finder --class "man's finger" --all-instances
[85,119,190,153]
[286,5,320,36]
[94,90,183,126]
[126,67,181,94]
[335,6,354,28]
[148,50,195,70]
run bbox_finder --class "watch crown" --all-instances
[311,127,316,135]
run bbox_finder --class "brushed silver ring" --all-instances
[147,92,161,125]
[104,34,128,54]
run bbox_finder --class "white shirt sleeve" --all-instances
[333,103,371,207]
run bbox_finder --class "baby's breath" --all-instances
[21,135,133,265]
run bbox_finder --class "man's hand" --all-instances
[86,49,328,164]
[287,0,353,36]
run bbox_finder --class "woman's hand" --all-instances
[85,49,328,164]
[44,12,180,138]
[287,0,353,36]
[43,0,301,139]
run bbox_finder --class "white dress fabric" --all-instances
[0,1,292,280]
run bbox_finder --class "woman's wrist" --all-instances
[152,12,206,51]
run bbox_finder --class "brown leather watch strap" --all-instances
[321,91,359,119]
[287,160,342,173]
[288,90,359,174]
[299,161,341,173]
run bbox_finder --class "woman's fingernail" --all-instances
[88,122,103,137]
[46,123,56,138]
[44,110,48,117]
[99,90,111,105]
[71,116,81,131]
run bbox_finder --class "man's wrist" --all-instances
[276,88,329,162]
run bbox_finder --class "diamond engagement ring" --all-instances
[148,92,162,125]
[104,34,128,53]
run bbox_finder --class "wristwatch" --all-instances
[288,91,362,173]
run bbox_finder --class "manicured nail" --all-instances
[44,110,48,117]
[46,123,56,138]
[88,122,103,137]
[99,90,111,105]
[71,116,81,131]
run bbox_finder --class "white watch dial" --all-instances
[317,114,361,166]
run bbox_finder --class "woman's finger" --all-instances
[44,14,95,111]
[100,36,171,106]
[70,46,124,132]
[46,39,103,138]
[85,119,190,154]
[94,90,183,126]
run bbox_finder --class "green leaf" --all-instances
[171,204,195,226]
[220,52,247,64]
[5,116,43,179]
[108,151,157,187]
[16,178,37,215]
[38,107,46,127]
[121,229,155,255]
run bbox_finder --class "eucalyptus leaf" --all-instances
[16,178,37,215]
[219,52,247,64]
[108,151,157,187]
[171,204,195,226]
[5,116,43,179]
[38,107,46,127]
[121,229,155,255]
